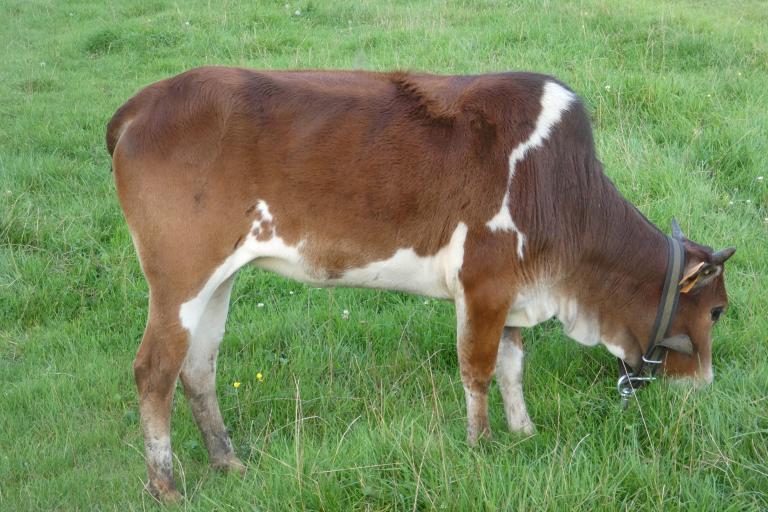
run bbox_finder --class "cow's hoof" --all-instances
[161,490,184,505]
[505,412,536,436]
[212,456,246,475]
[467,426,493,445]
[509,420,536,436]
[147,482,184,505]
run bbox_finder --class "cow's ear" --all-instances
[671,218,685,241]
[679,261,720,294]
[678,247,736,293]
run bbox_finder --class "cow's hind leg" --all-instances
[179,276,245,473]
[455,285,510,444]
[133,299,191,503]
[496,327,535,435]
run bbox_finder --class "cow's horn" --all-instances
[711,247,736,265]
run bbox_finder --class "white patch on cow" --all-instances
[694,354,714,386]
[145,435,172,477]
[506,286,616,349]
[486,81,576,259]
[179,201,307,335]
[335,222,468,299]
[180,205,470,333]
[557,295,601,346]
[505,285,559,328]
[182,277,234,390]
[495,334,534,434]
[602,341,626,360]
[462,382,483,442]
[250,200,273,238]
[672,364,714,388]
[704,365,714,384]
[506,287,635,361]
[256,200,273,222]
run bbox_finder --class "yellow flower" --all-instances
[256,372,264,382]
[233,381,241,388]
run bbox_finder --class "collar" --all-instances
[616,235,693,408]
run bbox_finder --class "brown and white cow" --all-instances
[107,67,735,502]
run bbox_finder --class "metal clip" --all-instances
[641,355,663,365]
[617,374,656,409]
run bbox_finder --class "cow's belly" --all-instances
[180,201,467,335]
[253,249,450,298]
[251,222,469,300]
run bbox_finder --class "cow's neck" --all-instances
[556,176,669,364]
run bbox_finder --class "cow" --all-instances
[107,67,735,502]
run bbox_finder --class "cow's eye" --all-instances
[711,307,724,322]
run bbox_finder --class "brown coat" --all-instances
[108,67,734,502]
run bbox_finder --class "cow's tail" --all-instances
[106,96,143,169]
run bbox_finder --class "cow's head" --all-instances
[658,222,735,384]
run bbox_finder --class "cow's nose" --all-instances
[669,366,713,389]
[685,367,714,389]
[698,366,714,387]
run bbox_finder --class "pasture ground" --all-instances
[1,0,767,510]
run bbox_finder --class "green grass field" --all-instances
[2,0,767,509]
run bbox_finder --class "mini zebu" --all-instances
[107,67,735,502]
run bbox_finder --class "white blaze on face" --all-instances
[486,81,576,259]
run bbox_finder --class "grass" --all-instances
[1,0,767,509]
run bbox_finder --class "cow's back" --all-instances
[109,67,583,293]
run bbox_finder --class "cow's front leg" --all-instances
[496,327,535,435]
[455,285,510,444]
